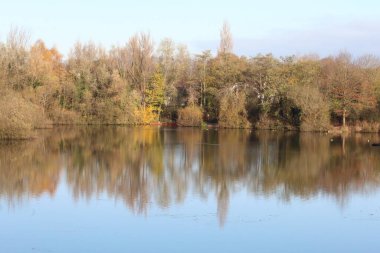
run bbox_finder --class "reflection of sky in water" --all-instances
[2,180,380,253]
[1,127,380,252]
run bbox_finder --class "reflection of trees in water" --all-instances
[249,132,380,205]
[198,130,253,226]
[60,126,165,214]
[1,127,380,224]
[0,132,60,206]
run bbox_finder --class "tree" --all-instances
[145,71,165,120]
[194,50,212,108]
[218,86,250,128]
[0,27,30,90]
[125,33,154,108]
[218,21,233,55]
[173,44,192,108]
[321,53,377,128]
[247,54,280,118]
[206,53,248,121]
[287,85,330,131]
[67,42,108,119]
[157,38,176,87]
[29,40,64,116]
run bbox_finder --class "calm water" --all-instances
[1,126,380,253]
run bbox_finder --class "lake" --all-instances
[1,126,380,253]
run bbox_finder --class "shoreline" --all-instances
[2,122,380,141]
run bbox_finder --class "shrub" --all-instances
[0,90,47,139]
[218,90,250,128]
[255,115,296,130]
[177,106,203,127]
[354,121,380,133]
[49,108,80,125]
[135,106,158,124]
[288,86,330,132]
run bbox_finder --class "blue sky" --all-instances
[0,0,379,57]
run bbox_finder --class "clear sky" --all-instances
[0,0,379,57]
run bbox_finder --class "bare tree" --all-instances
[7,26,30,50]
[125,33,154,108]
[157,38,176,86]
[0,27,30,90]
[321,52,376,128]
[195,50,212,108]
[218,21,233,55]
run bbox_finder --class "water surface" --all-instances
[1,127,380,252]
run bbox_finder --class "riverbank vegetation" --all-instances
[1,24,380,138]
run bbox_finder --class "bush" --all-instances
[354,121,380,133]
[177,106,203,126]
[0,90,47,139]
[135,106,158,124]
[255,115,296,130]
[49,108,80,125]
[288,86,330,132]
[218,90,251,128]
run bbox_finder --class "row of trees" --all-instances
[1,24,380,138]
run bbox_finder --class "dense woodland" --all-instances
[1,23,380,138]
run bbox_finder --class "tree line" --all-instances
[1,23,380,138]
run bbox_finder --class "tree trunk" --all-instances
[200,81,203,108]
[342,109,346,128]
